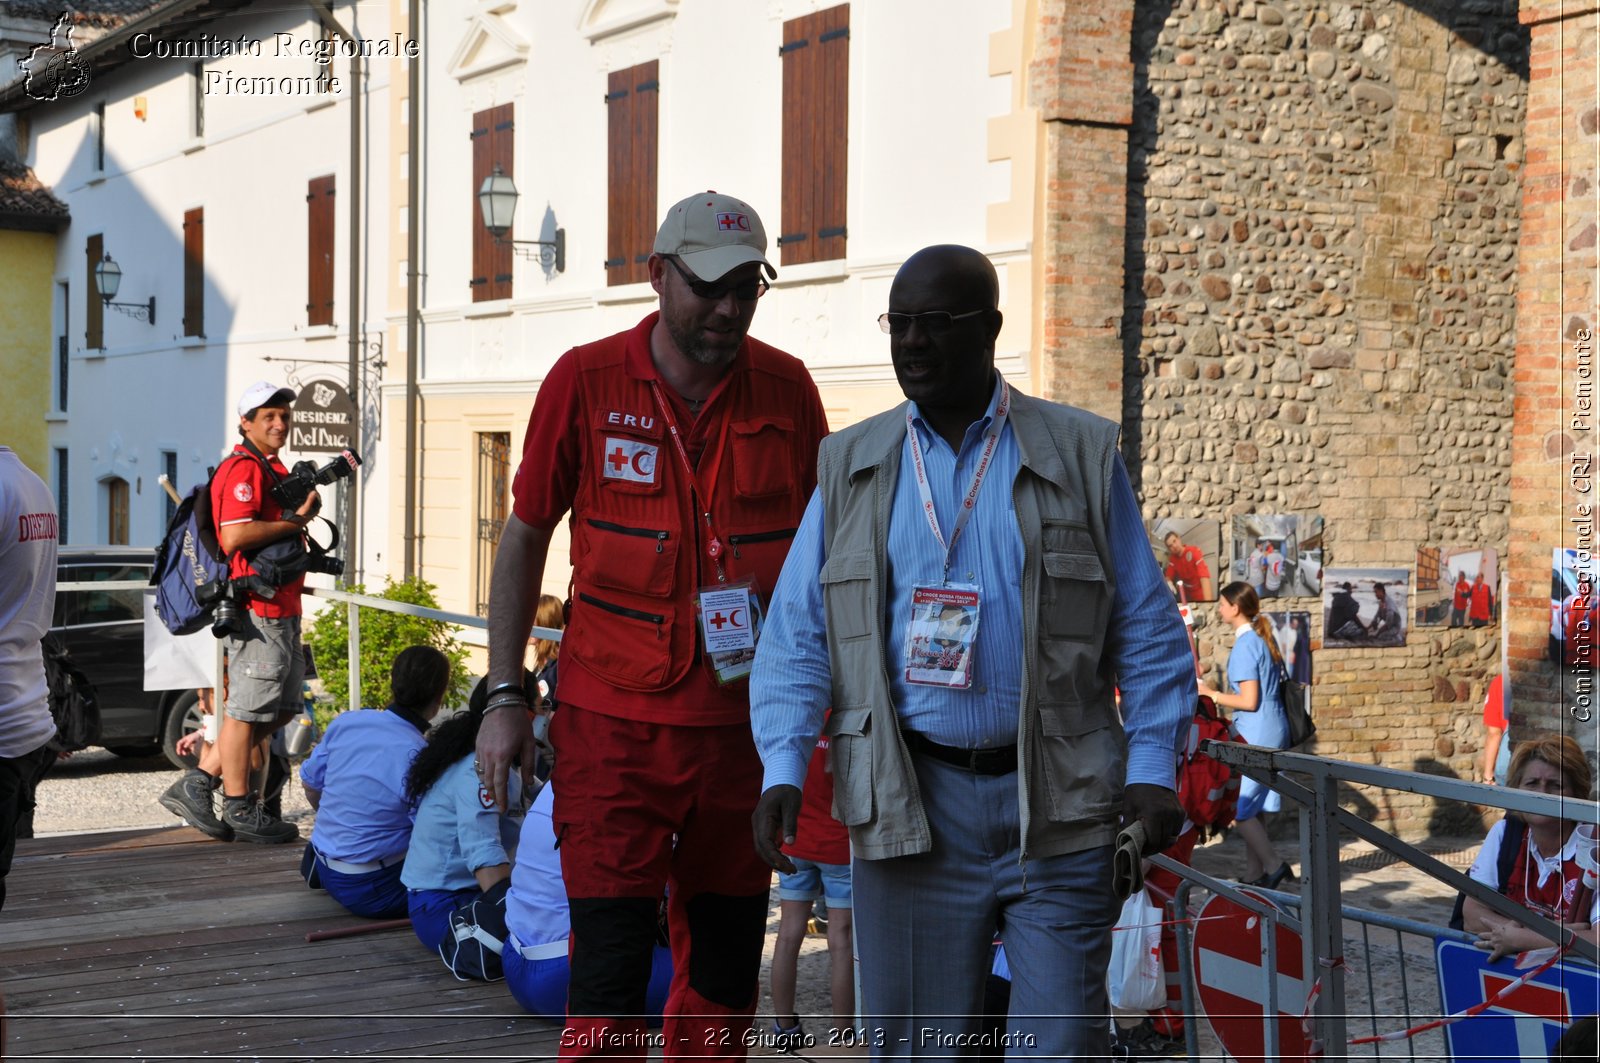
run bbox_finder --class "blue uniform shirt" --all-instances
[400,755,525,893]
[504,783,568,949]
[751,376,1192,794]
[300,707,426,863]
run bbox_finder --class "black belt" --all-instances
[902,730,1018,775]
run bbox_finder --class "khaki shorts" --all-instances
[223,613,305,724]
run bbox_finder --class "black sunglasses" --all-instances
[664,256,769,302]
[877,309,989,336]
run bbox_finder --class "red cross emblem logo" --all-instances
[601,437,658,485]
[716,212,750,232]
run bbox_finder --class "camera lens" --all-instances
[211,597,243,639]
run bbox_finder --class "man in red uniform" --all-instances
[1469,572,1494,628]
[477,192,828,1059]
[1450,572,1471,627]
[1162,530,1213,601]
[161,382,320,844]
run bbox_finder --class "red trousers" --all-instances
[551,706,772,1061]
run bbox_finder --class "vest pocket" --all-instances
[1036,701,1125,824]
[730,416,795,499]
[824,706,874,827]
[819,550,875,641]
[1041,549,1109,642]
[566,592,673,691]
[581,518,678,597]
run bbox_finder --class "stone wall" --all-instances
[1124,0,1528,835]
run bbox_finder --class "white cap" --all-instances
[238,381,296,417]
[652,191,775,281]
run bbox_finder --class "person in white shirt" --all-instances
[0,446,59,913]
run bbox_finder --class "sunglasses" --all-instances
[664,256,769,302]
[877,309,988,336]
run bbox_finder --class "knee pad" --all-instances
[567,896,660,1017]
[685,891,768,1008]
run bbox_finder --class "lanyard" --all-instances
[649,380,732,581]
[905,379,1010,584]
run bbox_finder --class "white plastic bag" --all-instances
[1108,888,1165,1011]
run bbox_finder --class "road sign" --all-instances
[1436,938,1600,1062]
[1192,890,1309,1063]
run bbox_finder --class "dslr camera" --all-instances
[269,448,362,510]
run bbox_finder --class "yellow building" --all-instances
[0,159,67,481]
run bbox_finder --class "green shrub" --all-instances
[304,576,472,721]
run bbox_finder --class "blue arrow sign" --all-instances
[1435,938,1600,1062]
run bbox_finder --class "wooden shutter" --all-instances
[183,208,204,337]
[606,61,659,286]
[85,233,102,349]
[779,5,849,267]
[307,175,335,326]
[471,103,514,302]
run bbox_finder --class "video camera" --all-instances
[269,448,362,510]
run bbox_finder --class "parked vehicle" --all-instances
[51,546,204,769]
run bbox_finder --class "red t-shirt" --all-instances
[1470,583,1493,621]
[1481,675,1505,730]
[1452,578,1471,610]
[1164,545,1210,595]
[211,447,305,618]
[782,729,850,866]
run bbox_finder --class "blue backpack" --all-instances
[150,466,234,636]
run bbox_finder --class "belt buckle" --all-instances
[969,747,998,773]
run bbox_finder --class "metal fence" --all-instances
[1150,742,1600,1060]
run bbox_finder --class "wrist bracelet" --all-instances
[485,682,526,700]
[482,698,526,718]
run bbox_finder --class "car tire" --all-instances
[161,690,207,770]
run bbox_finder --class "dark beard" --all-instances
[665,316,741,367]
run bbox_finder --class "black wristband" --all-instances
[485,681,527,700]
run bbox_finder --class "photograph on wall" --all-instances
[1551,547,1598,666]
[1294,515,1325,596]
[1148,517,1222,603]
[1323,567,1410,649]
[1265,610,1314,685]
[1414,547,1500,628]
[1231,514,1301,600]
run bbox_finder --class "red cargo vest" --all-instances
[561,316,822,703]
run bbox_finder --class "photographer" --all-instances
[160,382,318,843]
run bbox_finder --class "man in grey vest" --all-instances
[749,245,1193,1057]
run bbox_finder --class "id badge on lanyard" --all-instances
[901,380,1010,690]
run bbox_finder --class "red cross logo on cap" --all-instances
[716,212,750,232]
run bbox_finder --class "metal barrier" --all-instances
[1148,743,1600,1059]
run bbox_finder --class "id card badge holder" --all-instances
[695,578,765,685]
[904,584,981,689]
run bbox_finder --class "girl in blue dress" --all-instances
[1199,581,1294,888]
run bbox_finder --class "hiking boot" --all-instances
[159,769,232,841]
[222,794,299,844]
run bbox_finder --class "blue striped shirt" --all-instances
[750,377,1192,794]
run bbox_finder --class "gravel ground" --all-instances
[31,746,314,836]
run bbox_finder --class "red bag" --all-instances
[1178,695,1241,838]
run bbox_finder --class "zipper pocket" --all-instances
[578,592,666,631]
[586,518,670,554]
[727,527,798,559]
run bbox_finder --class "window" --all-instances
[106,477,128,545]
[93,101,105,171]
[308,175,335,326]
[85,234,103,350]
[55,448,68,543]
[161,450,178,527]
[55,281,68,411]
[53,563,147,628]
[470,103,514,302]
[605,61,659,286]
[183,207,203,337]
[779,5,849,266]
[191,62,204,138]
[475,432,511,617]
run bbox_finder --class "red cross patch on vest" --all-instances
[602,437,659,485]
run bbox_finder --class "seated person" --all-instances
[502,782,673,1022]
[1462,735,1600,961]
[400,679,527,956]
[299,646,451,918]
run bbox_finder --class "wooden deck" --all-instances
[2,825,565,1061]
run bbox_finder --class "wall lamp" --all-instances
[94,253,155,324]
[477,165,565,272]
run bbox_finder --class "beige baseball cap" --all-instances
[652,191,776,282]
